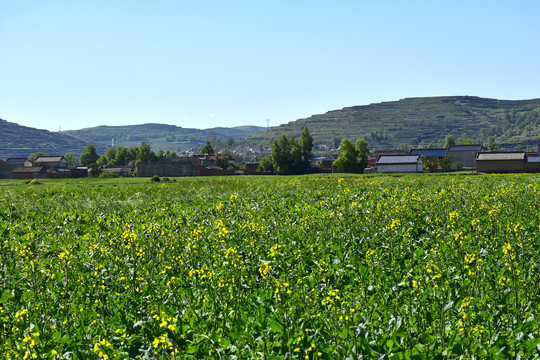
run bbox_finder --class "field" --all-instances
[1,173,539,359]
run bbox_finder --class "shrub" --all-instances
[150,175,161,182]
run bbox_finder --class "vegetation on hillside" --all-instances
[63,123,265,156]
[241,96,540,151]
[0,119,88,158]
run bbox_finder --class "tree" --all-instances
[356,138,369,170]
[64,153,77,167]
[257,155,274,173]
[137,142,155,163]
[80,144,99,166]
[114,147,135,166]
[29,152,47,162]
[439,156,452,172]
[271,135,292,174]
[200,140,215,155]
[97,148,117,167]
[444,135,456,148]
[334,138,359,172]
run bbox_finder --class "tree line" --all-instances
[258,127,370,174]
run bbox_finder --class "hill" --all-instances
[64,123,266,155]
[242,96,540,151]
[0,118,89,159]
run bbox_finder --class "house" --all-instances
[525,154,540,173]
[11,166,47,179]
[476,152,525,173]
[137,156,200,177]
[447,145,484,170]
[73,166,88,178]
[409,148,447,170]
[1,158,33,179]
[34,156,68,169]
[101,167,134,177]
[377,154,423,173]
[374,150,408,162]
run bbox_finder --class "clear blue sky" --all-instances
[1,1,539,132]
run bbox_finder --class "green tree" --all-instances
[97,148,117,167]
[200,140,215,155]
[271,135,292,174]
[257,155,274,173]
[334,138,359,172]
[80,144,99,166]
[444,135,456,148]
[64,153,77,167]
[29,152,47,162]
[439,156,452,172]
[356,138,369,170]
[114,147,135,166]
[137,142,155,163]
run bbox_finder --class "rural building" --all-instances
[34,156,68,169]
[137,156,200,177]
[447,145,484,170]
[409,148,447,170]
[525,155,540,173]
[374,150,408,162]
[476,152,525,173]
[101,166,134,177]
[73,166,88,178]
[377,154,423,173]
[0,158,33,179]
[11,166,47,179]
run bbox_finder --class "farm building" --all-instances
[11,166,47,179]
[475,152,525,173]
[410,148,447,162]
[377,154,423,173]
[525,155,540,173]
[447,145,484,170]
[34,156,68,169]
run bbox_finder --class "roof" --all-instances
[448,145,484,152]
[377,154,421,165]
[35,156,65,163]
[410,148,447,157]
[526,156,540,163]
[476,152,525,161]
[11,166,43,173]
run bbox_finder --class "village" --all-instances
[1,143,540,180]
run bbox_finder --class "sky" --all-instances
[1,1,539,132]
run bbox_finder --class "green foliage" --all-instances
[445,134,456,148]
[28,152,47,162]
[200,140,215,155]
[1,174,540,358]
[439,156,452,172]
[63,153,77,167]
[136,141,155,163]
[257,155,274,172]
[355,138,369,169]
[269,127,314,174]
[241,96,540,151]
[80,144,100,166]
[334,138,359,172]
[150,175,161,182]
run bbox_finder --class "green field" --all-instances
[1,174,540,359]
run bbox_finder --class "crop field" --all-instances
[1,174,540,359]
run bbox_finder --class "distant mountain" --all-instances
[3,96,540,160]
[241,96,540,151]
[0,119,89,159]
[64,123,266,155]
